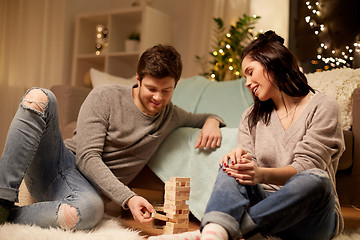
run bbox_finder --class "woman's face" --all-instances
[242,56,277,101]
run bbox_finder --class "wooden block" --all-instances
[165,221,189,229]
[151,212,169,221]
[165,181,190,188]
[166,214,189,221]
[163,222,189,234]
[165,194,189,201]
[166,212,189,219]
[164,227,189,234]
[164,199,186,206]
[164,208,190,216]
[170,177,190,183]
[163,226,173,235]
[169,218,189,224]
[164,203,189,211]
[165,185,190,192]
[164,190,190,197]
[165,189,190,196]
[165,191,190,201]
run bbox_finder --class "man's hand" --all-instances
[127,195,155,224]
[195,118,222,149]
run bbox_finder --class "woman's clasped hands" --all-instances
[220,147,262,185]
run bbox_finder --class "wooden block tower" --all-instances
[163,177,190,234]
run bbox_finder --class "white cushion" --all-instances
[306,68,360,131]
[90,68,137,88]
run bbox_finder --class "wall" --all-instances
[250,0,290,46]
[0,0,289,154]
[61,0,290,83]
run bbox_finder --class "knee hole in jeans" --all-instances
[22,89,48,114]
[58,204,79,230]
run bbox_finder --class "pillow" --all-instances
[306,68,360,130]
[90,68,137,88]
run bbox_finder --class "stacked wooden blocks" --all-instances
[162,177,191,234]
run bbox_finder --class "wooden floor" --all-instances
[105,200,200,238]
[341,206,360,230]
[120,214,200,237]
[106,202,360,238]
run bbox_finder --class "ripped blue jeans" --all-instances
[201,168,337,240]
[0,88,104,230]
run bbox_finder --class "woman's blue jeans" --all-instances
[201,167,337,240]
[0,88,104,230]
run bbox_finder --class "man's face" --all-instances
[136,74,176,116]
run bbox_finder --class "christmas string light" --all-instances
[200,15,260,81]
[304,0,357,70]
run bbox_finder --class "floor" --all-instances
[105,200,200,238]
[341,206,360,230]
[121,213,200,238]
[112,206,360,238]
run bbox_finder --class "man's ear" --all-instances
[136,74,141,85]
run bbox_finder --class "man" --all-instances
[0,44,224,230]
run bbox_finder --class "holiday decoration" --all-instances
[304,1,359,70]
[197,14,260,81]
[95,24,108,55]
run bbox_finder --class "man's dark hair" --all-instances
[137,44,183,85]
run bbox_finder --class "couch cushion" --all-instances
[51,85,91,129]
[90,68,137,88]
[61,121,77,140]
[306,68,360,130]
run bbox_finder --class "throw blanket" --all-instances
[148,127,238,221]
[149,76,253,221]
[172,76,253,128]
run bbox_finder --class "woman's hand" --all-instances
[219,147,248,167]
[224,158,262,185]
[127,195,155,224]
[221,148,261,185]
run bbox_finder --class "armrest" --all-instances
[351,87,360,205]
[352,87,360,167]
[50,85,91,129]
[338,130,353,170]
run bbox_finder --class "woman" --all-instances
[200,31,344,240]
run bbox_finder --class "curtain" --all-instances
[0,0,66,152]
[181,0,251,78]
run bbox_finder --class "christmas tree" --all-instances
[197,14,260,81]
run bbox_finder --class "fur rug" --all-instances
[0,217,144,240]
[0,217,359,240]
[335,230,360,240]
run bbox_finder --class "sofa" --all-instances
[49,68,360,220]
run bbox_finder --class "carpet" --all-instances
[0,217,144,240]
[1,217,360,240]
[335,230,360,240]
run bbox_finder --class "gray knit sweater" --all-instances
[65,84,224,208]
[237,93,345,235]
